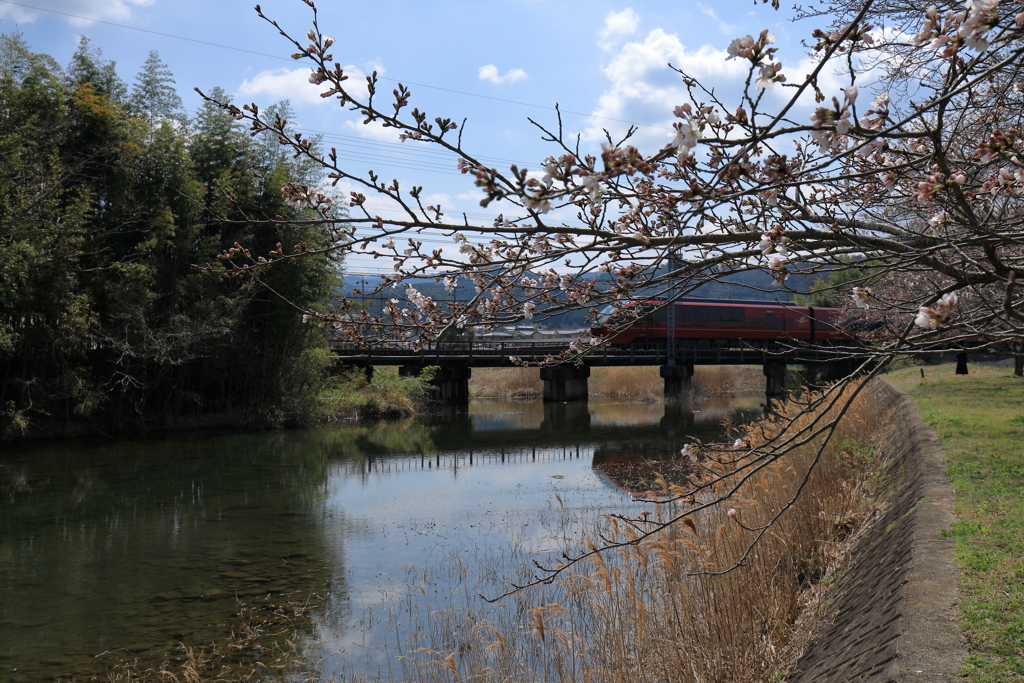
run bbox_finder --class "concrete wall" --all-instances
[788,381,964,681]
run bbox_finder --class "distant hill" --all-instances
[335,264,827,329]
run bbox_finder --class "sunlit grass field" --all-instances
[887,361,1024,682]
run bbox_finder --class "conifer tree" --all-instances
[129,50,185,125]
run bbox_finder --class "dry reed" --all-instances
[303,379,889,683]
[469,365,764,401]
[469,367,543,398]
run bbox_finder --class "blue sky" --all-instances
[1,0,856,274]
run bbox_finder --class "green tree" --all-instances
[0,33,341,436]
[0,32,98,430]
[129,50,185,125]
[795,257,878,308]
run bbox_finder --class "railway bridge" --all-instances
[329,338,854,404]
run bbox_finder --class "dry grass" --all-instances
[58,596,316,683]
[470,365,764,401]
[535,383,887,683]
[590,367,663,400]
[303,379,890,683]
[470,367,544,398]
[692,365,764,395]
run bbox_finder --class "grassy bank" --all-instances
[470,365,765,400]
[317,366,434,420]
[887,362,1024,682]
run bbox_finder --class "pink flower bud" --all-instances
[727,508,738,518]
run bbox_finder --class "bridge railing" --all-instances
[326,339,850,366]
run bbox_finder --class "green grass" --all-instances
[317,366,435,419]
[887,362,1024,682]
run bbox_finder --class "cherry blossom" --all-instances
[914,292,959,329]
[851,287,872,309]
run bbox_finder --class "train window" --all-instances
[765,312,775,330]
[681,306,695,322]
[694,307,707,323]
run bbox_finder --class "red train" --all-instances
[591,299,851,346]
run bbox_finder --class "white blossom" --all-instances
[851,287,872,309]
[914,291,958,328]
[726,35,755,59]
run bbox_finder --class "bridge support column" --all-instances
[661,363,694,399]
[540,365,590,402]
[764,363,787,404]
[399,365,471,404]
[431,367,472,403]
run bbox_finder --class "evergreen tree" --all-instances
[129,51,185,125]
[66,36,126,102]
[0,32,341,437]
[0,33,98,427]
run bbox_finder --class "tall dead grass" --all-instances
[470,365,764,401]
[692,364,764,395]
[314,379,889,683]
[469,367,543,398]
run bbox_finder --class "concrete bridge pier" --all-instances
[540,365,590,402]
[399,365,472,404]
[764,363,787,404]
[661,363,694,399]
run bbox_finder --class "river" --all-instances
[0,396,761,682]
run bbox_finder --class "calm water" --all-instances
[0,397,760,682]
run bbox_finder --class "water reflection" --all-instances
[0,395,760,682]
[0,433,340,682]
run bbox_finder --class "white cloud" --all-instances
[478,64,528,85]
[777,48,884,115]
[598,8,640,51]
[584,28,747,147]
[237,62,385,108]
[237,68,327,107]
[340,119,404,143]
[1,0,154,25]
[696,3,736,34]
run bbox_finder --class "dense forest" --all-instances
[0,33,340,438]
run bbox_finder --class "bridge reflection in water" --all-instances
[330,339,854,404]
[349,398,762,497]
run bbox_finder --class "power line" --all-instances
[0,0,672,131]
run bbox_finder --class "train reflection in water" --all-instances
[590,400,764,498]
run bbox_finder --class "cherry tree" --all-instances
[207,0,1024,359]
[201,0,1024,581]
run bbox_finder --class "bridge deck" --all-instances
[328,340,851,367]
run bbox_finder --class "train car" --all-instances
[591,299,851,346]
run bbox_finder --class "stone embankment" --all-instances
[790,380,965,682]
